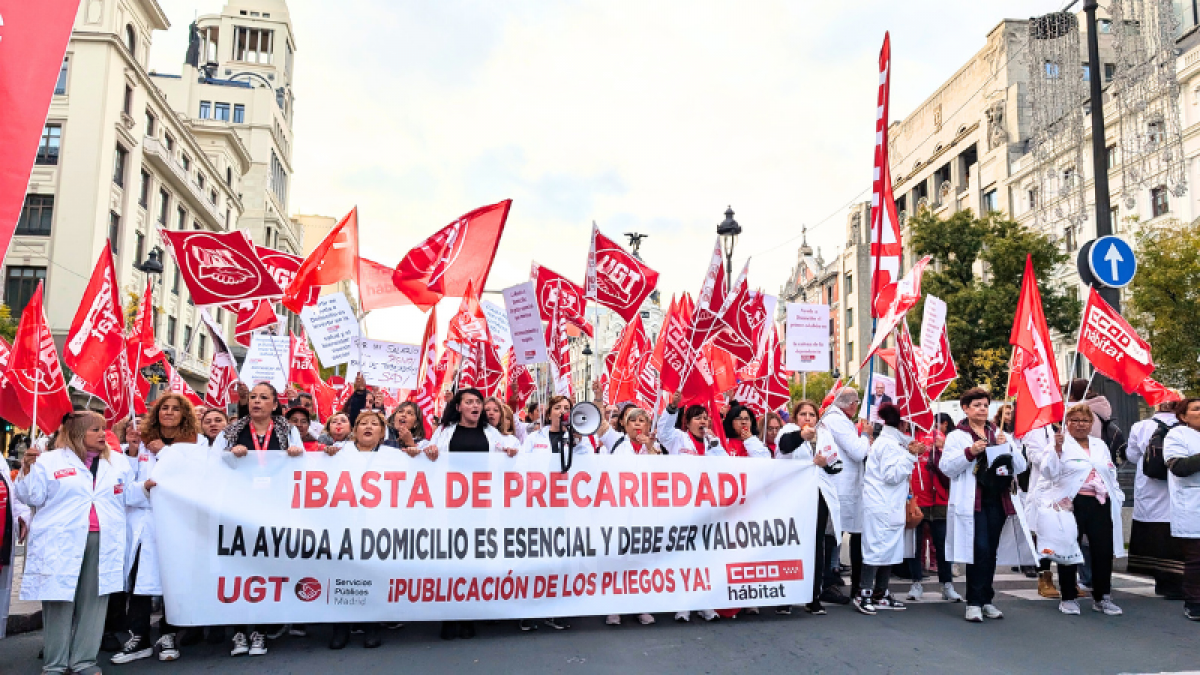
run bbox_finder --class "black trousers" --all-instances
[126,547,173,638]
[1182,539,1200,607]
[812,495,832,597]
[965,500,1006,606]
[849,532,863,596]
[1059,495,1114,601]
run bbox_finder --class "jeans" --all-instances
[1060,495,1113,601]
[859,564,891,598]
[965,500,1006,607]
[906,518,952,584]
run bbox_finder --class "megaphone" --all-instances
[570,402,603,436]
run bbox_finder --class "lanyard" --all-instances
[251,421,274,453]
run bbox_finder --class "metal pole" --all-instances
[1084,0,1119,312]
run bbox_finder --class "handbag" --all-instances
[905,497,923,529]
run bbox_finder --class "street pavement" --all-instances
[2,571,1196,674]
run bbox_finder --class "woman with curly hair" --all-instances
[384,402,428,456]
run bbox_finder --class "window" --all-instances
[108,211,121,253]
[17,195,53,236]
[183,326,193,352]
[36,125,61,165]
[269,149,288,204]
[199,334,208,360]
[209,189,217,205]
[845,273,853,297]
[135,231,145,265]
[125,25,137,57]
[1044,60,1060,79]
[225,208,231,229]
[1082,63,1090,82]
[234,27,274,64]
[123,85,133,115]
[181,154,191,172]
[167,316,177,345]
[215,102,230,121]
[983,189,998,212]
[199,101,211,119]
[145,111,156,137]
[4,267,46,316]
[177,206,187,230]
[846,308,854,328]
[1148,120,1163,146]
[226,167,233,186]
[1027,188,1038,210]
[1152,186,1170,217]
[138,169,150,207]
[113,145,128,187]
[172,265,181,295]
[1104,63,1116,82]
[165,133,175,153]
[1064,226,1076,253]
[233,104,245,123]
[54,57,69,95]
[197,173,206,190]
[1098,19,1112,33]
[1106,144,1117,169]
[158,189,170,224]
[847,341,854,363]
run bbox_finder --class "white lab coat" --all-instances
[1038,434,1126,558]
[14,448,132,601]
[1,468,31,638]
[122,443,170,596]
[861,426,918,566]
[939,428,1037,566]
[818,406,870,534]
[429,423,518,454]
[1021,427,1055,533]
[604,433,660,455]
[1126,413,1177,523]
[1164,425,1200,539]
[656,410,727,456]
[521,427,595,455]
[778,423,842,536]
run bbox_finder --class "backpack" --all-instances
[1099,416,1127,465]
[1142,419,1176,481]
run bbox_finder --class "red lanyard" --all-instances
[251,421,274,453]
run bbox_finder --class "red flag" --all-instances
[433,348,459,398]
[257,246,319,306]
[289,332,320,386]
[1136,378,1182,407]
[476,341,505,398]
[819,378,844,414]
[506,349,537,411]
[549,305,574,397]
[64,247,125,386]
[924,327,958,402]
[688,239,729,349]
[412,308,440,438]
[608,314,651,405]
[636,305,669,411]
[358,257,413,312]
[660,294,694,393]
[283,207,359,313]
[446,280,490,350]
[532,262,593,337]
[870,33,903,318]
[733,327,789,417]
[0,0,80,257]
[585,225,660,323]
[392,200,511,311]
[5,283,73,434]
[1077,287,1155,394]
[1009,256,1064,438]
[309,378,336,423]
[165,360,203,406]
[706,344,738,395]
[234,299,279,347]
[0,338,32,429]
[126,335,150,416]
[860,255,932,369]
[133,279,164,369]
[458,343,479,390]
[711,264,768,365]
[199,309,237,409]
[95,348,136,427]
[332,382,354,414]
[895,323,935,430]
[160,230,284,306]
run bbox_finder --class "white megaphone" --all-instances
[570,402,603,436]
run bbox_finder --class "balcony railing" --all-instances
[141,135,224,226]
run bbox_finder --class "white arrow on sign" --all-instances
[1103,242,1124,281]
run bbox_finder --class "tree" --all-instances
[1127,219,1200,394]
[0,305,17,344]
[789,371,859,410]
[907,208,1080,392]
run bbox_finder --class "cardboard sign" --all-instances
[300,293,360,366]
[347,337,420,389]
[502,282,549,366]
[785,303,830,372]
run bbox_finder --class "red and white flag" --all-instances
[0,338,32,429]
[283,207,359,312]
[358,257,413,312]
[392,200,511,311]
[636,305,669,411]
[433,348,459,398]
[860,255,932,369]
[688,239,729,349]
[412,307,440,438]
[608,313,651,405]
[1009,255,1064,438]
[1136,378,1182,407]
[733,326,789,417]
[199,309,238,409]
[445,280,490,351]
[0,0,80,257]
[95,348,136,426]
[64,247,125,387]
[894,323,934,431]
[165,360,203,406]
[5,283,73,434]
[924,326,958,402]
[258,246,319,306]
[309,377,336,423]
[819,378,844,414]
[711,263,768,366]
[585,225,659,323]
[1077,287,1155,394]
[233,299,279,347]
[289,331,320,387]
[476,341,505,398]
[506,349,538,411]
[548,304,574,398]
[132,279,165,369]
[532,262,593,337]
[870,32,903,319]
[161,230,284,306]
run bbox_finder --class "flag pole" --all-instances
[759,336,773,443]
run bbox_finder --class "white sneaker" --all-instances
[1093,595,1123,616]
[698,609,719,621]
[942,583,963,603]
[907,582,924,601]
[248,631,267,656]
[674,611,690,622]
[1059,599,1081,615]
[230,632,249,657]
[638,613,656,625]
[156,633,180,661]
[965,605,983,623]
[605,614,621,626]
[982,604,1004,620]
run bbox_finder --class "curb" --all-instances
[6,608,42,636]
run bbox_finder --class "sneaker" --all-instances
[1058,599,1081,615]
[638,613,656,625]
[248,632,268,656]
[774,605,793,615]
[156,633,180,661]
[965,605,983,623]
[906,582,924,601]
[1185,605,1200,621]
[544,617,571,630]
[745,607,760,615]
[942,583,963,603]
[853,593,877,616]
[819,586,852,606]
[982,604,1004,620]
[230,632,249,657]
[875,593,906,611]
[264,625,288,640]
[605,614,621,626]
[288,625,308,637]
[518,619,539,631]
[674,611,691,622]
[1093,595,1123,616]
[697,609,719,622]
[111,633,153,664]
[804,602,826,616]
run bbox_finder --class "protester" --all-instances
[16,411,132,674]
[199,409,229,449]
[905,412,961,603]
[482,396,522,453]
[605,408,661,455]
[1127,398,1184,599]
[317,412,352,446]
[657,391,726,458]
[819,387,870,599]
[521,396,597,456]
[1,453,31,639]
[940,387,1035,623]
[762,412,783,456]
[112,416,143,457]
[384,402,428,456]
[1023,422,1062,598]
[291,392,324,436]
[286,407,321,452]
[721,403,771,458]
[1164,398,1200,621]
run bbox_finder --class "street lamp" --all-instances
[581,343,593,402]
[716,206,741,289]
[136,247,164,275]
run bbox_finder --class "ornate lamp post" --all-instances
[716,206,741,289]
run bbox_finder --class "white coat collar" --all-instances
[879,426,911,445]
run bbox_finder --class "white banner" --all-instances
[300,294,361,367]
[346,337,420,389]
[502,281,549,366]
[481,300,513,357]
[151,452,817,624]
[784,304,830,372]
[919,295,946,364]
[239,335,291,390]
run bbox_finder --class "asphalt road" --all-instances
[2,578,1196,675]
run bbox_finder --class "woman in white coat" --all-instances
[857,404,924,615]
[427,388,518,460]
[1041,404,1125,616]
[604,408,661,456]
[16,411,132,675]
[1,455,31,639]
[657,392,727,457]
[521,396,599,456]
[939,387,1036,623]
[1164,397,1200,621]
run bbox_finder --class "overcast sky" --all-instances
[149,0,1060,343]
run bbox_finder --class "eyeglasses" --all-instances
[1066,418,1091,425]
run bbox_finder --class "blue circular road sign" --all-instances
[1087,235,1137,288]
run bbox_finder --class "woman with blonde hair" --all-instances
[605,407,661,456]
[16,411,132,675]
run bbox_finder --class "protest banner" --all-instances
[239,335,291,390]
[784,304,830,372]
[150,452,817,624]
[481,299,514,357]
[347,337,421,389]
[502,282,549,366]
[300,294,361,366]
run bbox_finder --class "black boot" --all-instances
[363,624,381,648]
[329,624,350,650]
[439,621,458,640]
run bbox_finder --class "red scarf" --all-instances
[726,438,748,458]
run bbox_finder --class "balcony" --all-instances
[141,135,224,227]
